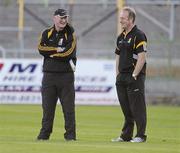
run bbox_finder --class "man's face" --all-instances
[53,15,68,30]
[119,10,132,31]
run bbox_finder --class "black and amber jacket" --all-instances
[115,25,147,74]
[38,24,77,73]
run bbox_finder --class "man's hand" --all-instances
[57,47,65,52]
[132,73,137,80]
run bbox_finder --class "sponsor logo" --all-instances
[9,64,37,73]
[0,85,112,93]
[75,85,112,93]
[76,76,106,83]
[3,76,35,82]
[0,85,41,92]
[118,40,123,44]
[134,88,139,92]
[0,94,41,103]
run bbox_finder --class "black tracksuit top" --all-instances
[38,24,77,73]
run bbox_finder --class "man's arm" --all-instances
[38,29,57,57]
[132,31,147,79]
[116,55,120,76]
[50,32,76,59]
[132,52,146,79]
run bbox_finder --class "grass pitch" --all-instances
[0,104,179,153]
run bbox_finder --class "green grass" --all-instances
[0,104,179,153]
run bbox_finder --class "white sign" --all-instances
[0,59,118,105]
[75,59,118,105]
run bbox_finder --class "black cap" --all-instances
[54,9,68,17]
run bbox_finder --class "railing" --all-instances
[23,0,180,5]
[0,27,32,58]
[126,0,180,5]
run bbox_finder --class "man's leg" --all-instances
[37,73,57,140]
[57,73,76,140]
[116,74,134,141]
[127,75,147,140]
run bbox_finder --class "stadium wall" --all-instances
[0,58,179,105]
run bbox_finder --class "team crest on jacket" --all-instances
[58,38,63,46]
[128,38,132,43]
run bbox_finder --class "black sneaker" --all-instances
[37,135,49,141]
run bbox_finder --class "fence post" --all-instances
[116,0,124,36]
[18,0,24,58]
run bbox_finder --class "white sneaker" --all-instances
[130,137,145,143]
[111,137,124,142]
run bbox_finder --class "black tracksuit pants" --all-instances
[39,72,76,140]
[116,73,147,141]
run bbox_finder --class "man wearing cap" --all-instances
[37,9,77,141]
